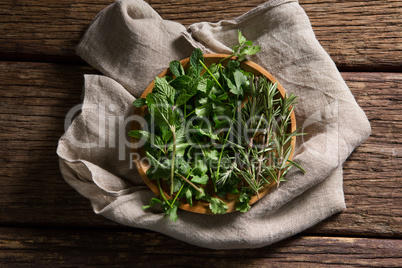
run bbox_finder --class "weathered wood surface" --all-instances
[0,0,401,70]
[1,0,401,266]
[0,228,401,267]
[0,62,400,238]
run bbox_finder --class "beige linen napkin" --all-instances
[57,0,371,249]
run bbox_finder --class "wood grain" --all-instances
[0,62,400,237]
[0,227,401,267]
[0,0,400,266]
[0,0,401,70]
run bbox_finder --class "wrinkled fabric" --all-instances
[57,0,371,249]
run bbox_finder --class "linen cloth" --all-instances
[57,0,371,249]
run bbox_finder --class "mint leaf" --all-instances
[176,94,192,107]
[154,77,175,104]
[169,60,185,77]
[170,75,192,92]
[160,124,173,143]
[196,78,208,93]
[133,98,146,107]
[146,93,174,127]
[145,151,170,180]
[128,130,164,151]
[190,48,204,76]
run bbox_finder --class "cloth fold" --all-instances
[57,0,371,249]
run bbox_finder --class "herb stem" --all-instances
[219,54,234,64]
[157,179,171,207]
[185,103,209,118]
[171,182,185,205]
[215,122,233,184]
[175,172,203,193]
[170,125,176,195]
[171,167,196,204]
[199,60,224,90]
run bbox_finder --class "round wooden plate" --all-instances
[131,54,296,214]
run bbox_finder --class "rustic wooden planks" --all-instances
[0,227,401,267]
[0,0,401,70]
[0,62,400,237]
[1,1,401,264]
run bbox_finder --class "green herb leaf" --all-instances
[194,160,208,176]
[169,60,185,77]
[191,174,209,185]
[176,94,192,106]
[145,151,170,180]
[190,48,204,76]
[172,176,182,192]
[241,45,261,56]
[163,200,180,222]
[195,188,205,199]
[171,143,190,157]
[146,93,174,127]
[212,102,227,116]
[194,124,219,140]
[205,150,219,161]
[142,197,162,210]
[185,187,193,206]
[233,70,248,92]
[209,197,228,214]
[196,78,208,93]
[232,30,261,61]
[133,98,146,107]
[154,77,175,104]
[238,30,247,46]
[195,104,211,117]
[170,75,192,92]
[232,44,241,54]
[128,130,164,151]
[236,189,252,212]
[160,125,173,143]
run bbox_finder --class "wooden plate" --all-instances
[131,54,296,214]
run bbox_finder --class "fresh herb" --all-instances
[130,31,305,221]
[231,30,261,61]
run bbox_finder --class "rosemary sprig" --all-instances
[232,76,306,197]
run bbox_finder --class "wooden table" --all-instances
[1,0,401,266]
